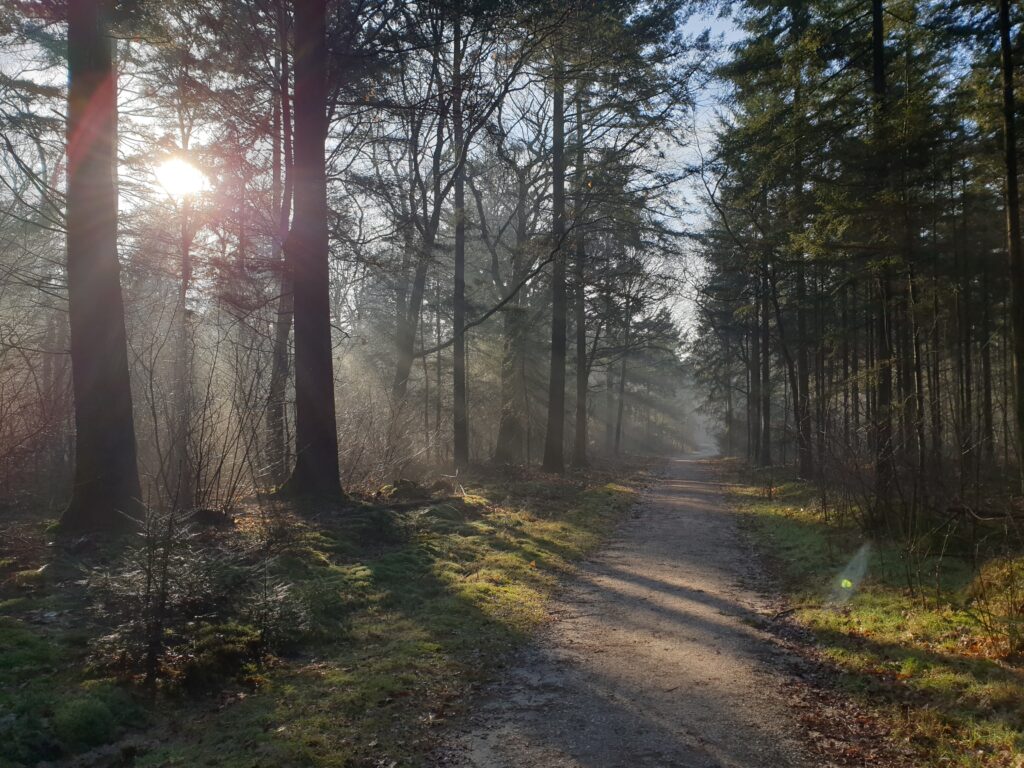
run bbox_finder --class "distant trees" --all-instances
[692,0,1024,530]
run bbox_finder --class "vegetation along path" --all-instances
[441,454,816,768]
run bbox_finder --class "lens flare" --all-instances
[831,543,871,604]
[155,157,207,199]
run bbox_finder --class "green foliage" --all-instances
[52,696,116,750]
[181,623,264,693]
[966,557,1024,658]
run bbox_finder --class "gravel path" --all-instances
[439,454,814,768]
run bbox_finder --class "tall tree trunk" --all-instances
[172,197,195,509]
[999,0,1024,483]
[750,311,762,463]
[452,15,469,469]
[280,0,340,498]
[852,279,861,439]
[267,8,294,484]
[605,361,615,454]
[614,306,631,456]
[542,62,567,473]
[61,0,143,533]
[759,275,772,467]
[871,0,895,524]
[796,259,812,476]
[494,174,529,463]
[982,263,995,463]
[842,277,851,447]
[572,89,588,468]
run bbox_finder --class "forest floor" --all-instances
[6,455,1018,767]
[727,463,1024,768]
[436,453,909,768]
[0,463,647,767]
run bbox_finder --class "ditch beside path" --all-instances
[437,453,816,768]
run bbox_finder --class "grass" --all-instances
[0,468,641,767]
[725,461,1024,768]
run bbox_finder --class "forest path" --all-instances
[438,453,813,768]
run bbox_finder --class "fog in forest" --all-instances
[5,1,1024,766]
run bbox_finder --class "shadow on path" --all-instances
[438,455,813,768]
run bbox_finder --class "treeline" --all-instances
[0,0,705,530]
[692,0,1024,532]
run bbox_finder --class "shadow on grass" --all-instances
[725,461,1024,764]
[128,479,638,768]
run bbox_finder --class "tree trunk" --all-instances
[982,263,995,463]
[572,88,588,468]
[759,275,772,467]
[750,310,762,463]
[542,63,567,473]
[60,0,143,533]
[267,8,294,484]
[279,0,340,498]
[172,198,195,509]
[452,16,469,469]
[999,0,1024,483]
[494,173,529,463]
[796,259,812,476]
[871,0,895,524]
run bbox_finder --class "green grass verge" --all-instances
[725,462,1024,768]
[0,473,639,768]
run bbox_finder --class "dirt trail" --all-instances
[439,454,813,768]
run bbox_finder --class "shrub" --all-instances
[966,556,1024,658]
[52,696,115,750]
[242,580,311,651]
[181,622,263,693]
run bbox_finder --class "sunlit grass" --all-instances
[726,463,1024,767]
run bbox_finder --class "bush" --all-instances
[181,623,263,693]
[52,696,115,750]
[242,581,311,651]
[966,556,1024,658]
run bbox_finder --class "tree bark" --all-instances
[614,305,631,456]
[750,307,762,463]
[871,0,895,524]
[267,6,294,484]
[571,88,588,468]
[999,0,1024,484]
[796,259,812,476]
[60,0,143,533]
[494,172,530,464]
[279,0,340,498]
[452,15,469,469]
[759,272,772,467]
[542,62,567,473]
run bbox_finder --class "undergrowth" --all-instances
[726,461,1024,768]
[0,468,640,767]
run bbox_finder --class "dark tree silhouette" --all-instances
[60,0,143,533]
[279,0,341,498]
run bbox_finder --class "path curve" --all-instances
[439,454,812,768]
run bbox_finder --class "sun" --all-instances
[155,157,208,199]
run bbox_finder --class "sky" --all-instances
[665,8,742,336]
